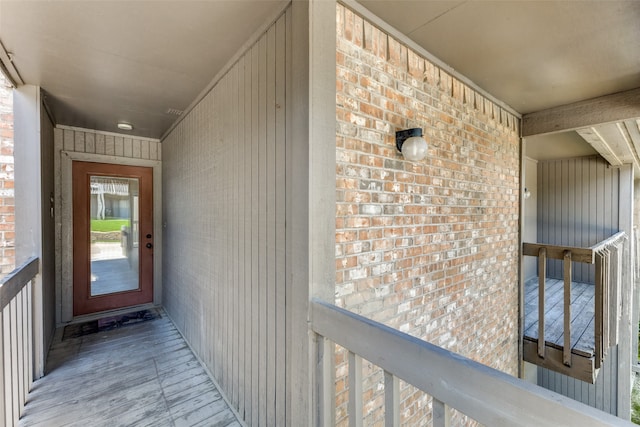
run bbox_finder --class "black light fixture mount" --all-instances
[395,128,428,161]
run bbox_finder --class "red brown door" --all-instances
[72,161,154,315]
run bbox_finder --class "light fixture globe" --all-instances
[401,136,428,161]
[396,128,428,161]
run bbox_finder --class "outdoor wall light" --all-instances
[396,128,428,161]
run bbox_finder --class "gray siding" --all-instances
[539,346,619,414]
[536,155,622,415]
[538,155,620,283]
[162,11,290,427]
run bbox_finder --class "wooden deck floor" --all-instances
[524,277,595,357]
[19,310,239,427]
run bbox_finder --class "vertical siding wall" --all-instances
[539,345,619,415]
[536,155,622,414]
[162,11,289,427]
[335,5,520,425]
[537,155,620,282]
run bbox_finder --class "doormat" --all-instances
[62,309,161,341]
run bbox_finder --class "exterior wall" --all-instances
[539,345,619,414]
[162,10,290,426]
[335,5,520,425]
[53,126,161,323]
[13,86,55,371]
[537,156,619,283]
[0,74,15,275]
[40,96,55,353]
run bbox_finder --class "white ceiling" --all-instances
[0,0,639,146]
[357,0,640,115]
[0,0,287,138]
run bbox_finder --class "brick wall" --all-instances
[0,73,15,275]
[335,5,521,425]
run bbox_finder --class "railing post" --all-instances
[595,252,604,369]
[314,334,334,427]
[538,247,547,358]
[602,248,610,359]
[432,398,450,427]
[0,310,4,425]
[10,298,18,426]
[384,371,399,427]
[348,351,362,427]
[609,244,620,346]
[2,305,11,427]
[32,275,44,379]
[563,250,572,366]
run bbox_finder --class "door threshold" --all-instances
[65,303,159,326]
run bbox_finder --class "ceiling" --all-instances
[0,1,287,138]
[0,0,639,149]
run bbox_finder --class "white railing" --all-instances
[310,298,633,426]
[0,257,40,427]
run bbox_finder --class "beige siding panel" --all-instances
[149,141,158,160]
[95,134,105,155]
[266,23,277,427]
[274,13,287,425]
[85,133,95,154]
[243,50,253,422]
[114,136,124,157]
[63,129,74,151]
[105,135,115,155]
[141,140,149,160]
[74,131,84,153]
[123,138,133,158]
[161,12,290,427]
[132,139,141,158]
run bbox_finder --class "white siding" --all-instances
[162,11,290,427]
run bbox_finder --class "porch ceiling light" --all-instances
[396,128,427,161]
[117,122,133,131]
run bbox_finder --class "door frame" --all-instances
[59,150,162,323]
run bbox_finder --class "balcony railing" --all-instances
[310,298,632,426]
[0,257,41,427]
[522,232,626,382]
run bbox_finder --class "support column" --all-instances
[288,0,336,425]
[618,164,633,419]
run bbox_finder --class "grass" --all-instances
[633,375,640,424]
[634,323,640,424]
[91,218,129,233]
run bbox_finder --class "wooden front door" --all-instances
[72,161,154,315]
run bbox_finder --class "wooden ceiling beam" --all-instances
[522,88,640,137]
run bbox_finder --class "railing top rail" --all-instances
[0,256,39,310]
[523,231,626,264]
[589,231,627,253]
[311,298,633,427]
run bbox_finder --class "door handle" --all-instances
[146,243,153,249]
